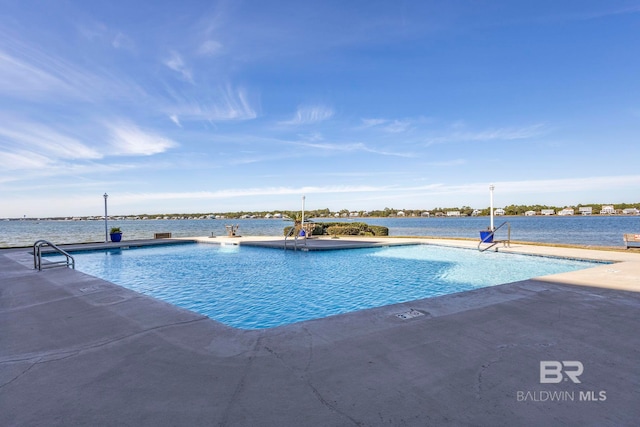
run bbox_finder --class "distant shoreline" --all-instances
[3,213,640,221]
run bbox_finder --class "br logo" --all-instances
[540,361,584,384]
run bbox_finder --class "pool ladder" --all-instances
[478,221,511,252]
[284,225,308,251]
[33,240,75,271]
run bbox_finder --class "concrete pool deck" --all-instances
[2,237,639,425]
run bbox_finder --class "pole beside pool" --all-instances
[301,195,305,229]
[103,193,109,242]
[489,184,495,231]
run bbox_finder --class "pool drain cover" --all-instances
[395,309,424,320]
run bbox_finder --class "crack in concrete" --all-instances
[303,378,364,426]
[476,341,558,400]
[301,326,314,373]
[0,358,41,389]
[263,328,363,426]
[218,334,264,427]
[296,328,364,425]
[476,356,502,400]
[0,349,84,389]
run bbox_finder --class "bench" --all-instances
[623,234,640,249]
[154,232,172,239]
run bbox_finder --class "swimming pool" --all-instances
[69,243,601,329]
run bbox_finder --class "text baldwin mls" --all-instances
[517,361,607,402]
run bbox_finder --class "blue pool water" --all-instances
[69,243,601,329]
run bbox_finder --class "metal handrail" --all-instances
[284,226,296,250]
[33,240,75,271]
[284,223,314,251]
[478,221,511,252]
[293,226,307,251]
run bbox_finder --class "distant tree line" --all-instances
[19,203,639,221]
[173,202,639,219]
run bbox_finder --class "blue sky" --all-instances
[1,0,639,217]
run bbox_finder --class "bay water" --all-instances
[1,215,638,248]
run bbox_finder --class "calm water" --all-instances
[69,243,600,329]
[2,216,638,248]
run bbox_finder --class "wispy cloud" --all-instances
[109,174,640,206]
[111,32,135,51]
[11,174,640,205]
[169,114,182,127]
[228,152,299,166]
[360,118,388,128]
[425,123,547,145]
[383,119,412,133]
[190,133,414,165]
[0,49,77,97]
[493,175,640,195]
[298,132,324,142]
[76,22,109,42]
[211,86,256,120]
[164,84,257,121]
[78,22,135,52]
[556,5,640,22]
[382,175,640,200]
[0,120,102,161]
[426,159,467,167]
[0,35,147,102]
[1,1,636,218]
[118,184,387,202]
[197,40,223,56]
[358,117,429,133]
[290,140,414,158]
[0,160,141,187]
[164,51,193,83]
[0,150,52,171]
[107,122,178,156]
[0,116,179,170]
[280,105,334,125]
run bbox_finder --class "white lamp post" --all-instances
[489,184,495,231]
[301,195,306,229]
[103,193,108,242]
